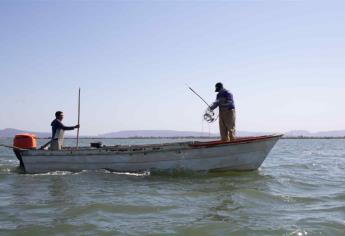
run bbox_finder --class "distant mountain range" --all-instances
[0,128,51,138]
[0,128,344,138]
[100,130,216,138]
[0,128,266,138]
[101,130,272,138]
[283,130,345,137]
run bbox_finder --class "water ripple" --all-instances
[0,138,345,235]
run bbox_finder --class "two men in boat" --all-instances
[50,111,79,150]
[209,82,236,141]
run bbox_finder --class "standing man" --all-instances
[50,111,79,150]
[209,82,236,141]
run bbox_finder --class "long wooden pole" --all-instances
[76,88,80,149]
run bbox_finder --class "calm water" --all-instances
[0,138,344,236]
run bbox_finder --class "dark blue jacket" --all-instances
[51,119,75,139]
[210,88,235,110]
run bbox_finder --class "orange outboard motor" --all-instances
[13,133,37,149]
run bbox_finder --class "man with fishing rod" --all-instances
[187,82,236,141]
[208,82,236,141]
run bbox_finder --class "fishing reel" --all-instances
[203,108,218,123]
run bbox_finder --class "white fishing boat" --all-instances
[12,134,282,174]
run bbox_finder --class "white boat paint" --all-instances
[14,134,282,174]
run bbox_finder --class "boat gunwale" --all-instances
[189,134,283,148]
[19,134,283,157]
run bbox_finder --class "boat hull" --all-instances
[15,135,282,174]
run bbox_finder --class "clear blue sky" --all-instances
[1,1,344,135]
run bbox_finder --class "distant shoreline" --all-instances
[281,136,345,139]
[2,128,345,139]
[282,136,345,139]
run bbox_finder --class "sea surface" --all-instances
[0,138,344,236]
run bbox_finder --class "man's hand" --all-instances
[75,124,80,129]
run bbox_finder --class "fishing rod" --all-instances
[185,84,212,108]
[185,84,217,123]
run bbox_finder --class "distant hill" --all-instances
[284,130,345,137]
[100,130,218,138]
[1,128,267,138]
[0,128,51,138]
[1,128,344,138]
[99,130,269,138]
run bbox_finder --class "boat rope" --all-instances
[201,112,213,137]
[203,108,218,123]
[0,144,29,151]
